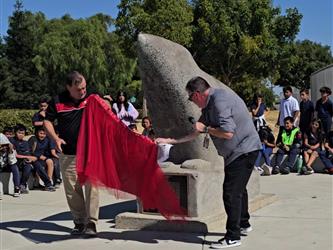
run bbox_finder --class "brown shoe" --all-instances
[327,168,333,175]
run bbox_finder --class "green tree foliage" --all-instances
[191,0,302,87]
[33,14,111,95]
[116,0,194,56]
[275,40,333,89]
[4,0,47,108]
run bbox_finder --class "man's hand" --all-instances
[195,122,207,133]
[155,138,175,144]
[55,138,66,153]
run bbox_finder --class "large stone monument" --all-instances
[115,33,276,233]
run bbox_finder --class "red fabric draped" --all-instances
[76,95,185,219]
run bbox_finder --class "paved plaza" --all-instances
[1,173,332,250]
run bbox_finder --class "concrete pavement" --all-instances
[0,173,332,250]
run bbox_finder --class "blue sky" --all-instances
[0,0,332,47]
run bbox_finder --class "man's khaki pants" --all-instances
[60,155,99,225]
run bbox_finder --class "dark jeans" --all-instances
[33,160,52,187]
[18,161,33,187]
[2,164,20,187]
[319,151,333,169]
[275,146,300,170]
[223,150,258,240]
[254,147,273,167]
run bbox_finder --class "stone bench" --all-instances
[0,172,34,195]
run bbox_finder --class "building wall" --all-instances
[310,64,333,102]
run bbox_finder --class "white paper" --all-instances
[157,143,173,164]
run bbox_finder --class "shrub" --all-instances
[0,109,37,135]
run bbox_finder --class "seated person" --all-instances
[11,124,55,192]
[112,91,139,126]
[29,127,58,189]
[254,126,275,176]
[3,126,14,138]
[141,116,155,140]
[302,119,323,175]
[273,116,302,175]
[0,133,21,197]
[10,124,35,194]
[318,129,333,175]
[128,123,139,134]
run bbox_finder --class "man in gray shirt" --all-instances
[156,76,261,249]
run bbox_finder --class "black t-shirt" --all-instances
[299,100,314,132]
[326,131,333,148]
[45,91,89,155]
[315,98,333,119]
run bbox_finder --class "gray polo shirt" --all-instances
[199,88,261,166]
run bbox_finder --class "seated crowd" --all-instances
[0,93,156,198]
[253,86,333,176]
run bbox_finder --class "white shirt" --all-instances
[279,96,300,126]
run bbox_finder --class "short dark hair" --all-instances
[35,126,45,133]
[320,86,332,95]
[284,116,294,123]
[3,126,13,134]
[14,124,27,133]
[65,71,84,86]
[283,86,292,93]
[39,98,48,104]
[128,124,137,130]
[300,89,309,95]
[186,76,211,93]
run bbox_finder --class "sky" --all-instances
[0,0,332,48]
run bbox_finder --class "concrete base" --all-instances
[115,193,277,233]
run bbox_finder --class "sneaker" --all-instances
[54,182,61,189]
[210,238,241,249]
[71,223,85,235]
[326,168,333,175]
[44,185,56,192]
[272,166,280,175]
[261,164,271,176]
[19,185,29,194]
[301,166,312,175]
[240,226,253,236]
[84,222,97,237]
[306,166,314,174]
[280,167,290,175]
[255,166,264,175]
[13,187,20,197]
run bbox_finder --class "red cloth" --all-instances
[76,95,185,219]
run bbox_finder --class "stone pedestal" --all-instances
[115,160,276,233]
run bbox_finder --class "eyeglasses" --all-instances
[188,92,196,101]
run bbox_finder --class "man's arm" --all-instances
[44,120,66,153]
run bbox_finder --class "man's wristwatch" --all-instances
[203,126,209,133]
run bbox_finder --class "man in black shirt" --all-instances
[44,71,99,237]
[299,89,314,135]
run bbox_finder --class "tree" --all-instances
[33,14,111,95]
[274,40,333,89]
[4,0,47,108]
[191,0,302,87]
[116,0,194,56]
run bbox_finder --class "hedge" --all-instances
[0,109,37,135]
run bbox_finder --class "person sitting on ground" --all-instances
[302,119,323,175]
[29,127,58,190]
[9,124,35,194]
[0,133,21,197]
[251,94,268,131]
[318,128,333,175]
[254,126,275,176]
[32,98,48,132]
[3,126,14,138]
[128,123,139,134]
[112,91,139,126]
[141,116,155,140]
[273,116,302,175]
